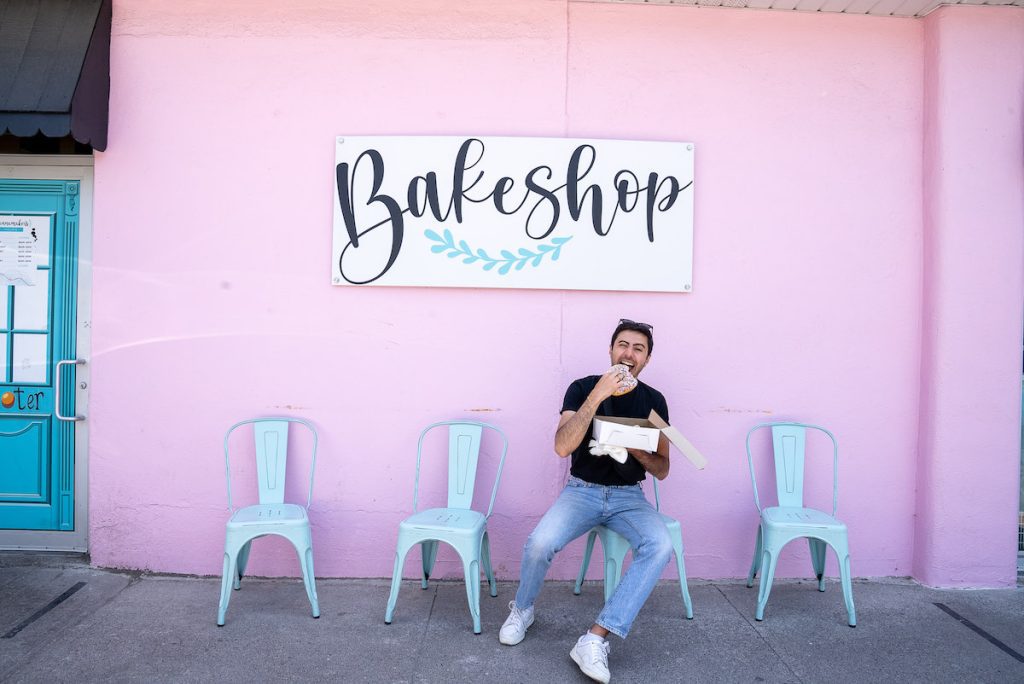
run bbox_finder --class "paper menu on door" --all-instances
[0,215,50,287]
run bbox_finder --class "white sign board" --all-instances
[0,214,50,287]
[332,136,694,292]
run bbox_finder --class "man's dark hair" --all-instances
[610,319,654,355]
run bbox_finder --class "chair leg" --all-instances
[831,537,856,627]
[808,538,827,592]
[421,540,439,590]
[385,543,413,624]
[295,541,320,619]
[668,528,694,619]
[217,549,238,626]
[481,532,497,598]
[746,526,763,588]
[574,529,598,596]
[234,540,253,591]
[754,547,778,621]
[601,533,627,604]
[462,556,482,634]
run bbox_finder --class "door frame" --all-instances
[0,155,92,551]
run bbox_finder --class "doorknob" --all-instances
[55,359,86,422]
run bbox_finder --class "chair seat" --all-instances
[229,503,308,526]
[401,508,485,534]
[762,506,845,529]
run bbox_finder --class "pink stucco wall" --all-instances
[87,1,1022,586]
[915,7,1024,587]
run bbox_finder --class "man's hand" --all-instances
[628,448,670,480]
[593,366,632,402]
[628,432,671,480]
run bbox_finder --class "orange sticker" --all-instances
[0,391,13,409]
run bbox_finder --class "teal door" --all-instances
[0,179,82,531]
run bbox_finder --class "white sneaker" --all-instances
[499,601,535,645]
[569,633,611,684]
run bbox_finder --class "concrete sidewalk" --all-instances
[1,553,1022,683]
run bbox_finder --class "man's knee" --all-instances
[641,528,674,565]
[522,526,566,564]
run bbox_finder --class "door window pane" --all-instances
[0,335,7,381]
[11,333,47,383]
[13,281,49,331]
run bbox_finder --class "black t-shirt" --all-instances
[560,375,670,486]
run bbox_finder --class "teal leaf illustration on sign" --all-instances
[424,230,572,275]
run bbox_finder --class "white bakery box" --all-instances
[592,410,707,469]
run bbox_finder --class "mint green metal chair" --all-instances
[217,417,320,626]
[745,422,856,627]
[384,420,508,634]
[573,477,694,619]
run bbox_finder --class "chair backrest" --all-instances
[224,417,318,512]
[412,420,508,517]
[745,422,838,516]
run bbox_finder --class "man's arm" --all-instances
[627,433,670,480]
[554,368,628,457]
[630,393,672,479]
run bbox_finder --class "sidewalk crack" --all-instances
[0,570,141,681]
[715,584,805,684]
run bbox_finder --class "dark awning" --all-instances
[0,0,111,151]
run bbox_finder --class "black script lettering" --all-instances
[596,170,642,237]
[13,388,45,411]
[614,170,642,213]
[643,174,689,242]
[335,149,405,284]
[336,149,401,249]
[566,145,605,235]
[407,173,449,221]
[453,138,487,222]
[524,166,561,239]
[491,177,529,215]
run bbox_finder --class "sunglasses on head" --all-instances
[618,318,654,333]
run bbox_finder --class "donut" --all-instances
[610,364,638,396]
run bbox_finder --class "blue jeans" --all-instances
[513,476,673,638]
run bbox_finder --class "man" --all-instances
[500,319,674,684]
